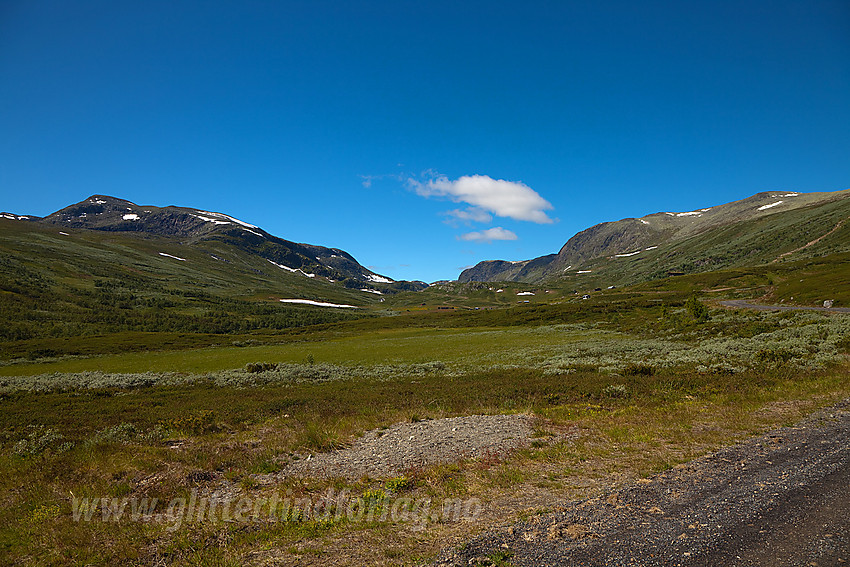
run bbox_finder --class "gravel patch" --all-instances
[437,399,850,566]
[278,414,536,480]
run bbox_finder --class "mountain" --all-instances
[459,188,850,286]
[0,195,434,346]
[7,195,424,294]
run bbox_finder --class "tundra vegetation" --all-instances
[1,258,849,565]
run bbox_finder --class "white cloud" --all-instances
[408,174,554,224]
[442,207,493,225]
[458,227,519,243]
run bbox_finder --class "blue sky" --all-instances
[1,1,849,282]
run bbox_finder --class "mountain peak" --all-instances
[31,194,422,293]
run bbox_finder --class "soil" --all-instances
[435,399,850,566]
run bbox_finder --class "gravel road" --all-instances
[720,299,850,313]
[436,400,850,566]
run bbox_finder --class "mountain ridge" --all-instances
[5,195,425,294]
[459,188,850,284]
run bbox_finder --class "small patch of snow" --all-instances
[495,289,504,293]
[577,270,592,274]
[190,213,231,225]
[516,291,535,296]
[360,288,384,295]
[195,210,257,229]
[639,219,650,225]
[242,228,264,237]
[676,211,703,217]
[614,250,641,258]
[59,231,69,236]
[159,252,186,261]
[280,299,357,308]
[366,274,393,283]
[645,246,658,251]
[92,198,107,204]
[268,259,296,272]
[779,193,799,197]
[122,213,140,221]
[664,212,675,216]
[267,259,315,278]
[758,201,784,211]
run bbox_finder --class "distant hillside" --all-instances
[5,195,425,295]
[459,188,850,286]
[0,195,430,347]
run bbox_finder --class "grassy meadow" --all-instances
[1,261,849,565]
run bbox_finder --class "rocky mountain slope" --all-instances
[459,188,850,285]
[5,195,424,295]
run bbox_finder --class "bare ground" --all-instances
[436,399,850,566]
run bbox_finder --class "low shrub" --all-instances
[159,410,218,434]
[245,362,278,373]
[623,363,655,376]
[603,384,629,399]
[384,476,412,492]
[13,426,73,457]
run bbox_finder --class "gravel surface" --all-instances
[436,399,850,566]
[720,299,850,313]
[278,414,536,480]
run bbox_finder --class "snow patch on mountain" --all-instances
[758,201,784,211]
[366,274,393,283]
[280,299,357,308]
[190,213,230,225]
[267,259,315,278]
[159,252,186,261]
[123,213,140,221]
[194,210,257,228]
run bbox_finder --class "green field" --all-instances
[2,219,850,566]
[2,280,849,565]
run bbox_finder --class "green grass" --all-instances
[1,353,848,565]
[1,234,850,565]
[0,324,606,376]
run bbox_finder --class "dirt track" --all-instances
[720,299,850,313]
[436,400,850,566]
